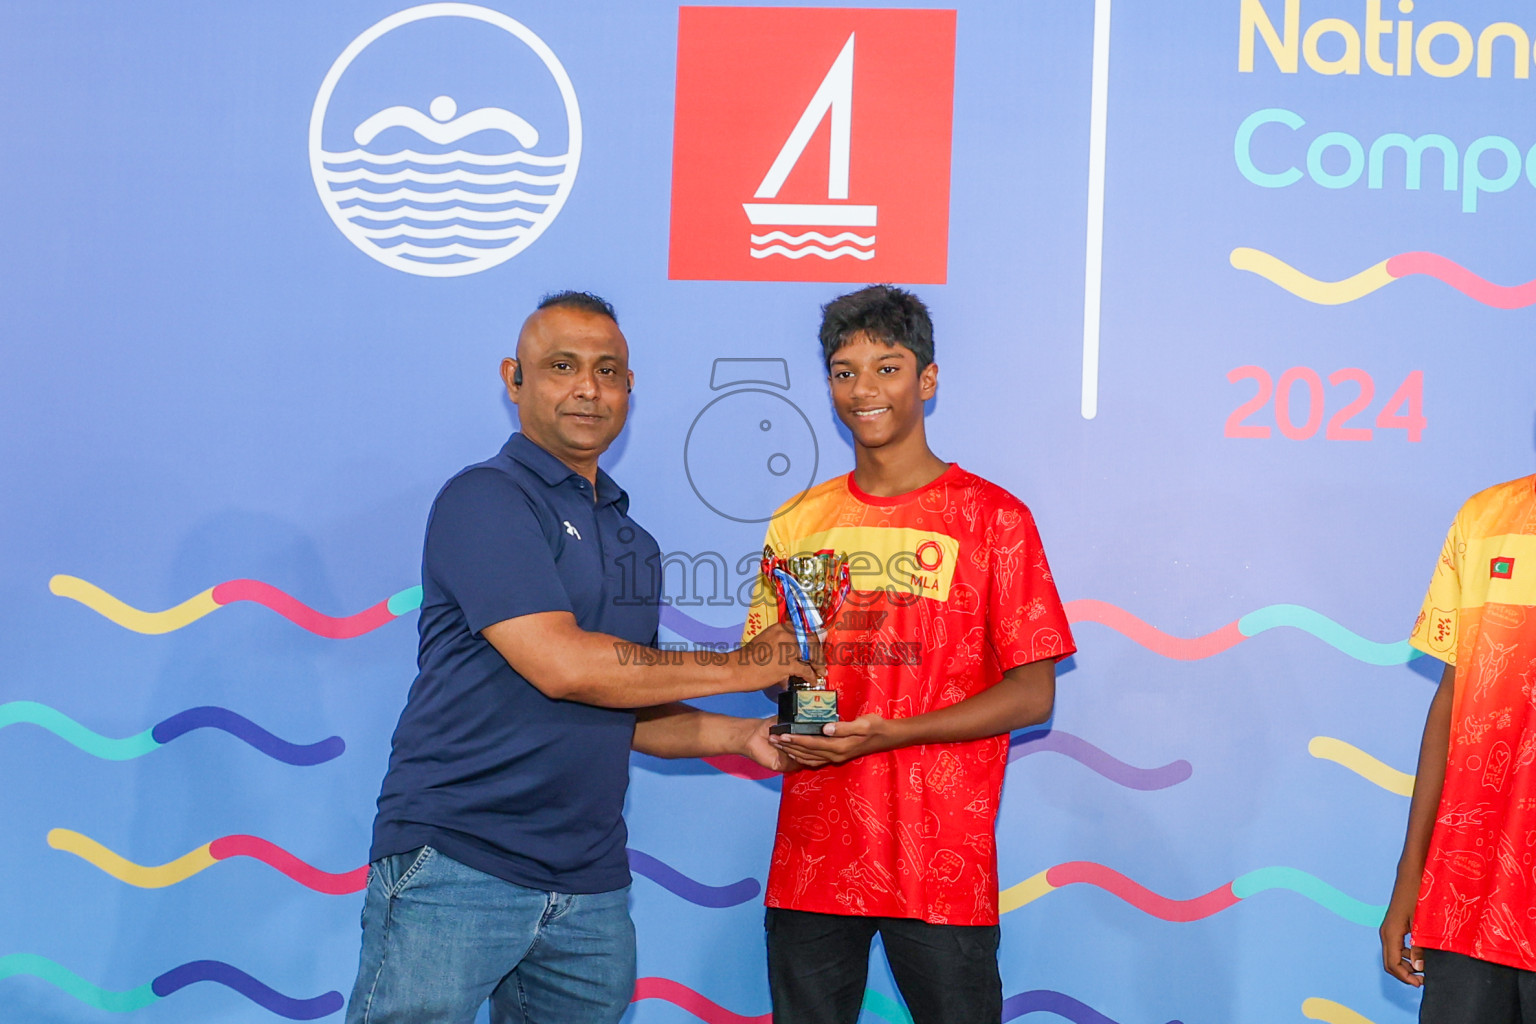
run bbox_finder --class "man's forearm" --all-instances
[481,612,810,709]
[554,634,759,708]
[632,703,749,758]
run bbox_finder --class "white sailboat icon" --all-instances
[742,34,876,261]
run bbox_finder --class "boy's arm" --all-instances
[771,656,1055,767]
[1380,662,1455,987]
[632,702,792,772]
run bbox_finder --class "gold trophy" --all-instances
[762,546,852,735]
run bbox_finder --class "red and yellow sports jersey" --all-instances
[1409,475,1536,971]
[743,465,1075,925]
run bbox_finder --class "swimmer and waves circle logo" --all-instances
[309,4,581,277]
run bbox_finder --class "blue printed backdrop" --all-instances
[3,1,1534,1022]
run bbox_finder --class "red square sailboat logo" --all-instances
[668,7,956,283]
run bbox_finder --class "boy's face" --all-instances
[826,332,938,451]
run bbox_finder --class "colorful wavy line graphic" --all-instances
[53,575,1420,668]
[700,753,779,782]
[1232,247,1536,309]
[51,829,758,908]
[0,954,342,1019]
[1063,600,1243,660]
[1308,736,1414,796]
[48,829,369,895]
[632,977,768,1024]
[0,701,343,765]
[1010,730,1191,791]
[632,979,912,1024]
[49,574,422,638]
[1065,600,1419,666]
[999,861,1384,926]
[1004,990,1183,1024]
[631,979,1176,1024]
[626,849,761,907]
[1302,997,1377,1024]
[658,604,741,646]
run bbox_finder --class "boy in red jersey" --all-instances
[1382,477,1536,1022]
[742,285,1075,1024]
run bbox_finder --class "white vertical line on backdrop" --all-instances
[1082,0,1112,420]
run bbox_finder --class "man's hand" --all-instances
[736,715,797,774]
[770,713,895,768]
[740,621,822,692]
[1380,895,1424,986]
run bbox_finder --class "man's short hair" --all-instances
[538,289,618,325]
[818,285,933,371]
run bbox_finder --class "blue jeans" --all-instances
[345,846,635,1024]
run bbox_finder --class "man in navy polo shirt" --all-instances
[345,291,812,1024]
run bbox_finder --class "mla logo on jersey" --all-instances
[309,4,581,277]
[668,7,956,283]
[915,540,945,572]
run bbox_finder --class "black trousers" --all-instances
[765,907,1001,1024]
[1422,948,1536,1024]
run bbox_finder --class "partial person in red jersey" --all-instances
[1383,477,1536,1022]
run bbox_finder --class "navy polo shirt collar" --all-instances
[500,433,629,513]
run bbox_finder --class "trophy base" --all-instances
[769,721,837,736]
[773,687,838,736]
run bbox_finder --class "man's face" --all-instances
[826,332,937,450]
[503,307,633,466]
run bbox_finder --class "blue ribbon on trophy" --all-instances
[771,566,819,661]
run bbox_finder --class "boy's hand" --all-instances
[770,713,895,768]
[1379,898,1423,987]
